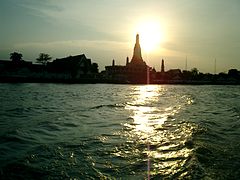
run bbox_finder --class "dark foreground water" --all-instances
[0,84,240,179]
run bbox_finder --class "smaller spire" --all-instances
[126,57,129,65]
[185,56,188,71]
[112,59,115,66]
[161,59,165,72]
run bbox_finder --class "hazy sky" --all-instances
[1,0,240,73]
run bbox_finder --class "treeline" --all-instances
[10,52,52,65]
[155,68,240,84]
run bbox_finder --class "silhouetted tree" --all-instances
[228,69,240,79]
[10,52,22,62]
[191,68,198,76]
[36,53,52,65]
[91,63,99,73]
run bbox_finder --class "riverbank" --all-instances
[1,75,240,85]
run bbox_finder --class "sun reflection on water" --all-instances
[122,85,196,178]
[125,85,179,133]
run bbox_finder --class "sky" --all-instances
[1,0,240,73]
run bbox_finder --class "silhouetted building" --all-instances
[48,54,98,79]
[0,59,35,82]
[104,34,154,83]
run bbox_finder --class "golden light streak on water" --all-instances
[124,85,195,178]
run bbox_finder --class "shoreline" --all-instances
[0,76,239,85]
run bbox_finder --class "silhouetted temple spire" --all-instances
[136,34,140,44]
[161,59,165,72]
[130,34,144,65]
[126,57,129,65]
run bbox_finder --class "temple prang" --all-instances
[130,34,146,66]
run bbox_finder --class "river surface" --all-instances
[0,83,239,179]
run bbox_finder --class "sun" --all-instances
[135,21,164,52]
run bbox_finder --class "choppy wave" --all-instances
[0,84,240,179]
[90,103,125,109]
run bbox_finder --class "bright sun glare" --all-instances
[136,21,164,52]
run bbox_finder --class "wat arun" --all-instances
[105,34,155,83]
[129,34,147,66]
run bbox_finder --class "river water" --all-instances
[0,84,239,179]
